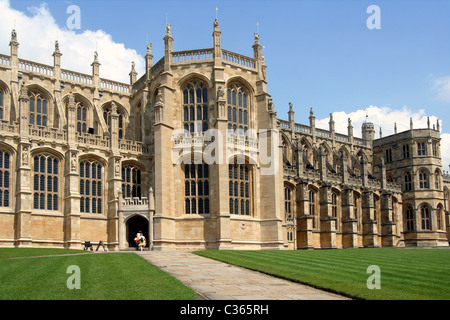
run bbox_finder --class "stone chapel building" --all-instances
[0,21,448,250]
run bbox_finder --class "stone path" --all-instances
[137,251,348,300]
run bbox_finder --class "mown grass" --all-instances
[0,249,197,300]
[0,248,86,259]
[194,247,450,300]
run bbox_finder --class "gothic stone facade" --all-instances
[0,22,448,251]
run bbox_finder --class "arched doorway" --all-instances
[126,215,149,248]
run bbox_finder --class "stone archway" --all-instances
[126,215,149,248]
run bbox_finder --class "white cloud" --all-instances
[432,76,450,103]
[0,1,144,83]
[315,105,450,169]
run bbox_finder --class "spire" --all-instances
[329,113,335,132]
[91,50,100,87]
[145,42,154,76]
[164,23,174,71]
[212,17,221,63]
[53,40,62,69]
[9,29,19,58]
[129,61,137,84]
[288,102,295,130]
[252,31,262,60]
[347,118,353,137]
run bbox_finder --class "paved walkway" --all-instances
[137,251,348,300]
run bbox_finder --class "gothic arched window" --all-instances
[122,165,142,198]
[185,163,210,214]
[405,206,414,231]
[284,187,293,220]
[80,160,103,214]
[227,83,248,134]
[0,91,3,120]
[420,204,431,230]
[29,91,48,126]
[33,154,58,210]
[437,204,444,230]
[229,163,250,215]
[419,170,429,189]
[76,101,88,134]
[103,104,124,139]
[183,81,208,134]
[309,190,317,229]
[0,150,10,207]
[404,171,412,191]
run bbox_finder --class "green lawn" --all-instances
[0,249,197,300]
[194,247,450,300]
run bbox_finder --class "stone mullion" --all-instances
[380,192,396,247]
[63,149,81,249]
[15,84,32,247]
[341,188,358,248]
[319,185,337,249]
[362,190,378,247]
[296,182,314,249]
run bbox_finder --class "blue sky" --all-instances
[3,0,450,168]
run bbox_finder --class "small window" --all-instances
[404,171,412,191]
[385,148,392,162]
[402,144,410,159]
[419,170,429,189]
[417,142,426,156]
[406,206,414,231]
[420,205,431,230]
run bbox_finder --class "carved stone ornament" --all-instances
[217,86,224,100]
[71,153,77,172]
[22,146,28,166]
[156,89,163,104]
[115,159,121,177]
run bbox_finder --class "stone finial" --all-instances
[289,102,293,111]
[214,18,219,30]
[55,40,60,53]
[166,23,171,36]
[11,29,17,42]
[93,50,99,63]
[394,122,397,134]
[410,117,413,129]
